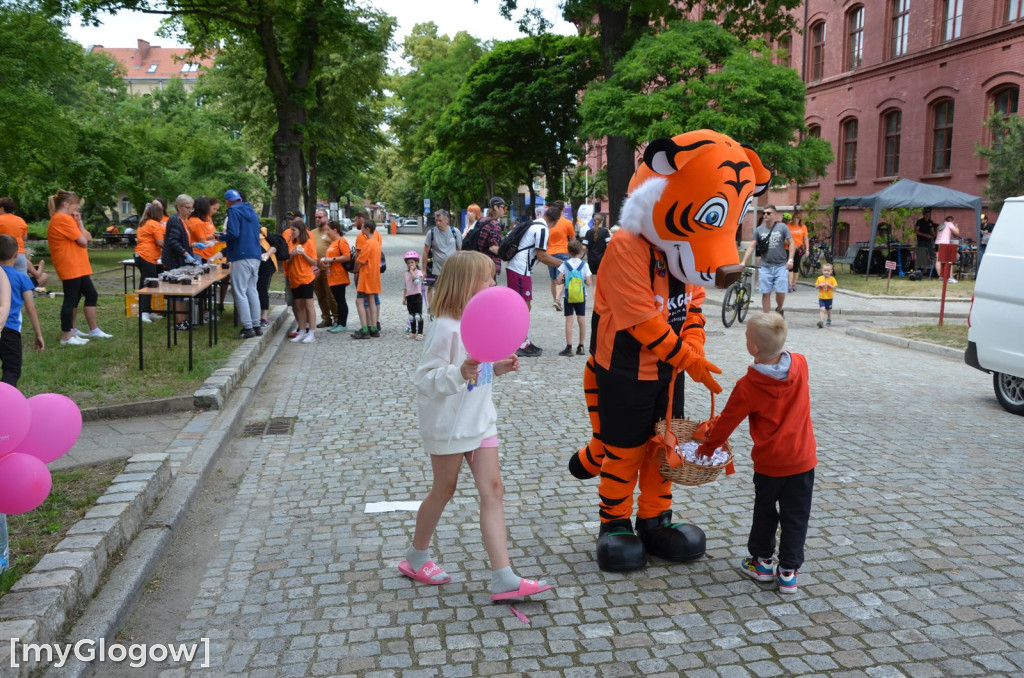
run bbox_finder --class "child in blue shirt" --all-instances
[0,234,44,386]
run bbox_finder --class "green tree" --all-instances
[435,34,599,213]
[580,21,831,186]
[68,0,393,225]
[492,0,801,222]
[978,113,1024,211]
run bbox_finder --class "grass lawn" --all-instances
[0,460,125,597]
[796,269,975,298]
[19,249,245,407]
[876,322,968,350]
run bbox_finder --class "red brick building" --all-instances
[786,0,1024,247]
[89,39,213,95]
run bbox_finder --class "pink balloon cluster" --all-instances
[0,383,82,515]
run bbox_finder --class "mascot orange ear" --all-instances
[741,144,773,197]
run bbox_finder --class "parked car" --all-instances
[120,214,140,227]
[964,196,1024,415]
[403,218,419,230]
[339,218,353,231]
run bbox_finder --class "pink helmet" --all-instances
[404,250,420,261]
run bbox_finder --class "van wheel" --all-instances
[993,372,1024,416]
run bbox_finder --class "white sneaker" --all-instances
[88,327,113,338]
[60,335,89,346]
[140,313,153,323]
[948,277,958,284]
[289,330,307,343]
[72,328,88,338]
[301,331,316,344]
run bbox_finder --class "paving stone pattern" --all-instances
[158,235,1023,677]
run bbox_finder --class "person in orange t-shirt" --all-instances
[0,197,29,274]
[188,197,218,261]
[351,219,382,339]
[134,202,166,322]
[787,212,808,293]
[546,200,575,311]
[285,216,318,343]
[319,220,352,332]
[47,190,112,345]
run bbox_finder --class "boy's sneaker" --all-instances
[777,568,798,594]
[239,327,257,339]
[301,331,316,344]
[576,344,585,355]
[254,326,263,336]
[72,328,88,338]
[140,313,154,323]
[60,335,89,346]
[259,318,270,329]
[369,329,381,338]
[290,330,307,343]
[553,300,562,312]
[87,328,113,339]
[826,319,831,326]
[328,324,346,333]
[817,321,824,328]
[739,556,775,582]
[558,345,573,357]
[352,330,370,340]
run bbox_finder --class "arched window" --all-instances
[931,99,955,173]
[990,85,1019,151]
[1007,1,1023,22]
[776,34,792,68]
[810,21,826,81]
[942,0,963,41]
[881,110,902,176]
[890,0,910,58]
[840,118,858,180]
[846,6,865,70]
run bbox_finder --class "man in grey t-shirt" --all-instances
[741,204,795,316]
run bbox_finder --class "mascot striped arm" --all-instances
[568,130,772,572]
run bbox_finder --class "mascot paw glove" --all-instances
[684,355,723,394]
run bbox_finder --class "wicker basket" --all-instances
[655,417,734,487]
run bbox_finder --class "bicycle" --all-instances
[799,239,834,279]
[722,266,756,328]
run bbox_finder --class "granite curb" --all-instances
[845,326,966,360]
[0,307,291,678]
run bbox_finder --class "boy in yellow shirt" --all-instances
[815,263,837,328]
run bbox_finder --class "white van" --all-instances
[965,196,1024,415]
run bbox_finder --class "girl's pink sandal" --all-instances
[398,559,451,585]
[490,578,552,601]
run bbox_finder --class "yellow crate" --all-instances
[150,293,166,312]
[125,293,139,318]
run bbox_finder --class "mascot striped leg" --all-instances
[568,358,604,479]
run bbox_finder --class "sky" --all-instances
[65,0,578,67]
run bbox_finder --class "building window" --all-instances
[810,21,826,81]
[776,34,792,68]
[890,0,910,57]
[846,6,865,70]
[881,110,902,176]
[1008,1,1024,21]
[942,0,963,41]
[119,198,131,214]
[991,86,1020,150]
[840,118,858,180]
[147,64,158,73]
[931,99,954,173]
[179,63,200,73]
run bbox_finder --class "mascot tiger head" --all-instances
[621,129,772,288]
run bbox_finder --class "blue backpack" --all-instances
[565,261,586,303]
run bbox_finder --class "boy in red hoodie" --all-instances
[697,312,816,594]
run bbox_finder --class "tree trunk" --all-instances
[261,171,274,219]
[598,5,634,225]
[272,115,304,230]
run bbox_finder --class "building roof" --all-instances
[89,39,214,82]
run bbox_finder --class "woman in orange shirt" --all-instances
[319,220,352,332]
[134,202,166,322]
[188,197,217,261]
[788,212,809,293]
[47,190,112,345]
[285,216,318,344]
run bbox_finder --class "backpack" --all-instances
[461,224,483,252]
[565,261,586,304]
[755,223,777,258]
[380,249,387,273]
[498,219,537,262]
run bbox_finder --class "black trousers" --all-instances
[406,293,423,333]
[61,276,98,332]
[135,256,159,313]
[257,260,276,311]
[330,284,349,327]
[748,468,814,571]
[0,327,22,387]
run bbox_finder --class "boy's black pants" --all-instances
[1,327,23,387]
[748,468,814,571]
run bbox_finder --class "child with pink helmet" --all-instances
[403,250,426,340]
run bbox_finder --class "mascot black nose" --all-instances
[715,264,744,288]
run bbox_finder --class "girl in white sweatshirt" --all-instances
[400,250,552,602]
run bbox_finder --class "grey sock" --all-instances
[406,546,429,572]
[491,566,548,594]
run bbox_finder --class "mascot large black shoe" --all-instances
[569,129,772,573]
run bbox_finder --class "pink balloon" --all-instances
[461,286,530,363]
[15,394,83,464]
[0,453,52,514]
[0,382,31,457]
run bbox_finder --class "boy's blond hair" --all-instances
[748,312,787,358]
[430,250,494,320]
[821,263,834,274]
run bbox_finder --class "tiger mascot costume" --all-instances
[569,130,772,572]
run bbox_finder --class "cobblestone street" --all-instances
[107,235,1023,678]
